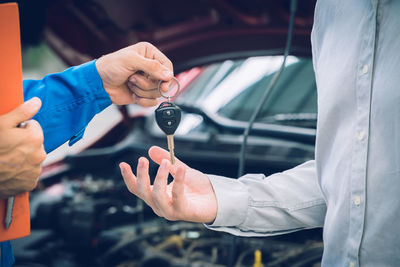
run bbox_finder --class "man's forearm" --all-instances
[23,60,111,153]
[205,160,326,236]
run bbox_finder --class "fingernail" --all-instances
[161,159,168,168]
[162,70,173,79]
[119,163,125,173]
[129,77,137,84]
[27,97,42,108]
[138,159,144,167]
[161,83,169,92]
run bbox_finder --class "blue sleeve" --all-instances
[23,60,112,153]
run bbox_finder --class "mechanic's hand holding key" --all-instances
[95,42,174,106]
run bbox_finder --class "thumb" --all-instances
[148,146,187,171]
[1,97,42,127]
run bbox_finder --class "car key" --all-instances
[155,102,181,164]
[155,77,181,164]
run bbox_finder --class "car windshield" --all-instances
[177,56,317,128]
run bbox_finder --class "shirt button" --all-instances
[362,64,369,74]
[354,196,361,206]
[349,261,355,267]
[358,131,365,141]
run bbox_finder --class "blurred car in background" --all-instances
[11,0,322,266]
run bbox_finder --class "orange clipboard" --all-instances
[0,2,31,241]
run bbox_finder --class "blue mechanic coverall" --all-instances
[1,60,112,266]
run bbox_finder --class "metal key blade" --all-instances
[154,101,181,165]
[167,134,175,164]
[5,196,14,229]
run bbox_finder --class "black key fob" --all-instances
[155,102,181,135]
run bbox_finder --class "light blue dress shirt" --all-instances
[206,0,400,266]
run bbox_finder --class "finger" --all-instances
[27,165,42,190]
[120,162,138,194]
[25,119,44,146]
[135,58,173,82]
[152,159,174,219]
[136,157,154,206]
[129,72,173,94]
[171,165,186,216]
[128,83,160,99]
[27,144,47,165]
[138,42,174,74]
[121,161,163,217]
[129,43,173,81]
[128,73,158,91]
[39,144,47,163]
[148,146,187,175]
[135,97,159,107]
[0,97,42,128]
[159,79,178,94]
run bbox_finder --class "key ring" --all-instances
[158,77,181,102]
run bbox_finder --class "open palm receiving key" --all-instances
[119,146,217,223]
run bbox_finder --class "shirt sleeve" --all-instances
[23,60,112,153]
[205,160,327,237]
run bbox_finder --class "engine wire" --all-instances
[237,0,298,178]
[232,2,298,267]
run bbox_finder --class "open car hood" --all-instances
[45,0,316,71]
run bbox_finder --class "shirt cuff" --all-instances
[205,175,249,227]
[68,60,112,146]
[81,59,112,112]
[68,128,86,146]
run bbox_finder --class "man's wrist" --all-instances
[85,59,112,111]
